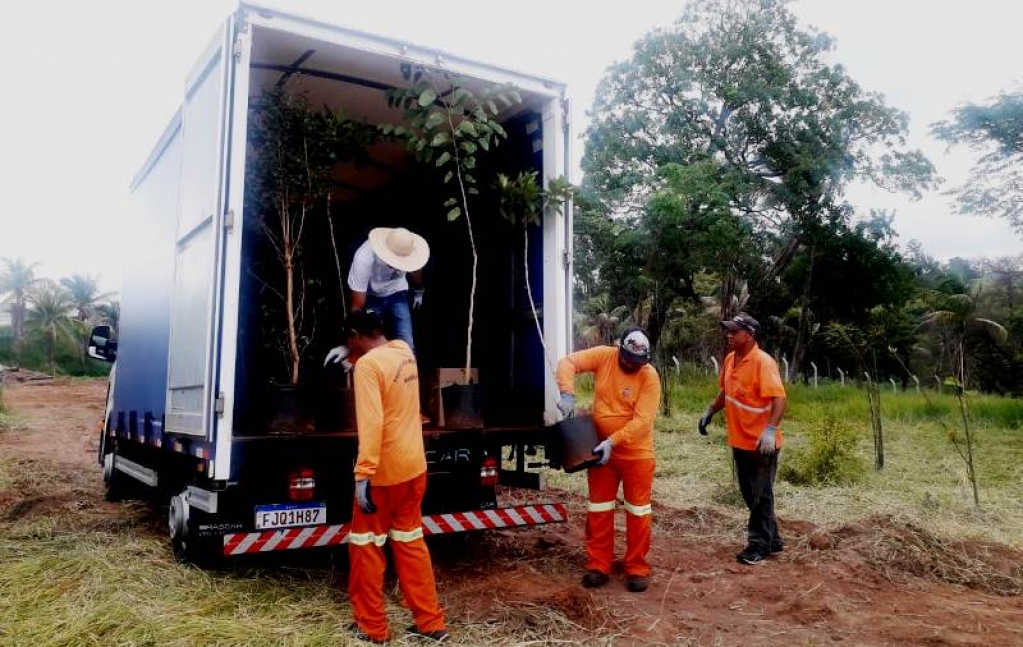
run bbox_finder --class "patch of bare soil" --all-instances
[3,379,1023,646]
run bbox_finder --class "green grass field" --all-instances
[560,374,1023,547]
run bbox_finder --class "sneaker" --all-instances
[581,570,610,588]
[626,576,649,592]
[407,626,450,643]
[737,546,769,565]
[770,541,785,555]
[347,623,386,644]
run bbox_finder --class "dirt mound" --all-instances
[0,367,55,385]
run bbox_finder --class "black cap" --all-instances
[344,308,385,338]
[720,312,761,336]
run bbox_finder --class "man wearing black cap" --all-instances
[555,327,661,592]
[698,313,787,565]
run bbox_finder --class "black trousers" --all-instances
[732,447,782,551]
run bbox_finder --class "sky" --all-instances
[0,0,1020,294]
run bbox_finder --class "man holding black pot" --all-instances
[555,327,660,593]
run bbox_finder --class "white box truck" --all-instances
[89,2,574,562]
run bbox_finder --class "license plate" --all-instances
[254,503,326,530]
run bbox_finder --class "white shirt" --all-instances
[347,240,408,297]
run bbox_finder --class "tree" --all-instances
[0,257,41,343]
[60,274,113,322]
[25,281,76,376]
[920,292,1008,390]
[932,89,1023,234]
[581,0,935,334]
[94,300,121,334]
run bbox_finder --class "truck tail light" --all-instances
[480,455,499,487]
[289,467,316,501]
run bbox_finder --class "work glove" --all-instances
[355,480,377,514]
[592,438,613,466]
[757,425,778,455]
[412,289,425,310]
[698,407,715,436]
[324,345,352,371]
[556,393,576,419]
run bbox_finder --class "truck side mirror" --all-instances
[88,325,118,362]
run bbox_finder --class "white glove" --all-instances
[324,345,350,368]
[412,289,425,309]
[557,393,576,419]
[592,438,613,466]
[355,480,376,514]
[757,425,778,455]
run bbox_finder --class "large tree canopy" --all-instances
[932,89,1023,234]
[582,0,935,226]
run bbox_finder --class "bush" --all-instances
[780,413,865,486]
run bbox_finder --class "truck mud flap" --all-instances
[222,503,568,556]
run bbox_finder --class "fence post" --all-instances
[672,355,680,377]
[709,356,720,375]
[934,374,941,393]
[782,356,790,383]
[889,378,897,394]
[911,375,920,394]
[837,367,845,386]
[810,361,818,388]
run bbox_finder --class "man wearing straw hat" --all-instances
[325,227,429,367]
[555,327,661,593]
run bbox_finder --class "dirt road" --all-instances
[3,379,1022,646]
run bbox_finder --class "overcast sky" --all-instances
[0,0,1019,293]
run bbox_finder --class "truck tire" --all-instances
[102,452,131,502]
[168,490,220,566]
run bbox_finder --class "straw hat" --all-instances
[368,227,430,273]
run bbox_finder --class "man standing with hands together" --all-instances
[699,313,787,565]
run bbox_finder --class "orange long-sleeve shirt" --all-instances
[353,340,427,486]
[556,346,660,460]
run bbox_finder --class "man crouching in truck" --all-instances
[344,308,449,644]
[556,328,660,593]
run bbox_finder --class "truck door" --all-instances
[164,16,244,437]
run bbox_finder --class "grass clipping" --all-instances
[857,517,1023,596]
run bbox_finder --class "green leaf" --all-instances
[468,187,479,195]
[463,156,476,170]
[487,100,499,115]
[479,137,490,151]
[444,171,454,183]
[461,141,477,154]
[431,132,450,146]
[444,197,458,207]
[490,122,507,138]
[436,151,451,167]
[418,89,437,107]
[453,88,473,105]
[457,121,478,137]
[393,126,406,137]
[379,123,394,135]
[424,111,446,130]
[447,207,462,221]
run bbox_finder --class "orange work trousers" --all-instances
[348,473,446,642]
[585,457,655,577]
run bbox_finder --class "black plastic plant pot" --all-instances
[551,415,601,473]
[442,383,484,430]
[314,384,356,432]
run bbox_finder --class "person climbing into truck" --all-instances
[555,327,660,593]
[344,308,448,644]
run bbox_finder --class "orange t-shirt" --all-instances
[353,340,427,486]
[720,344,787,451]
[556,346,660,460]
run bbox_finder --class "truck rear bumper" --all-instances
[223,503,567,556]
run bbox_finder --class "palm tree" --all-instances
[60,274,114,323]
[26,282,76,376]
[0,257,41,342]
[920,292,1007,389]
[94,300,121,333]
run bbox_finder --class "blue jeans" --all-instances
[366,291,414,351]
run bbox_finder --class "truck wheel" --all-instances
[102,452,131,502]
[169,491,219,566]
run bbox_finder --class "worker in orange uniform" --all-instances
[556,327,660,593]
[344,308,448,644]
[698,313,788,566]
